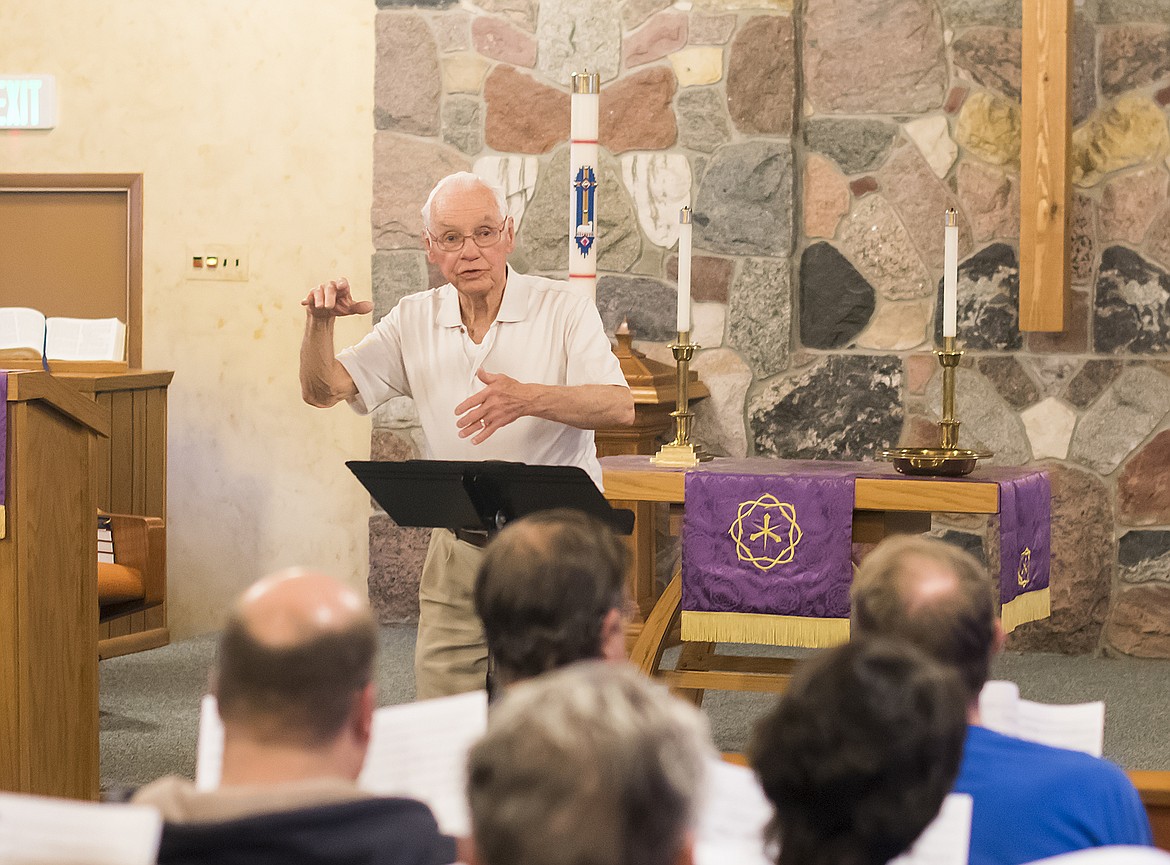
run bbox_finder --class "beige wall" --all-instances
[3,1,376,637]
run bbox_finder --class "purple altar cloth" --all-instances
[998,471,1051,606]
[661,458,1051,629]
[682,468,855,619]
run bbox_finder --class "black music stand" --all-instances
[346,459,635,536]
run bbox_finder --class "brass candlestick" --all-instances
[881,336,993,477]
[938,335,962,449]
[651,331,713,467]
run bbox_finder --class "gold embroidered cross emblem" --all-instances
[750,513,785,546]
[728,494,803,572]
[1017,547,1032,588]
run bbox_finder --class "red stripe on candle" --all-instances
[569,273,596,279]
[570,138,598,144]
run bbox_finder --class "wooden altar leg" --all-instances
[631,573,804,699]
[671,641,714,707]
[617,498,660,645]
[629,572,682,677]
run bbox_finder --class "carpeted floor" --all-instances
[99,625,1170,789]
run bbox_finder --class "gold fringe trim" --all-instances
[1000,587,1051,633]
[681,610,851,648]
[0,504,5,540]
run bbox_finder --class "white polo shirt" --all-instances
[337,270,628,489]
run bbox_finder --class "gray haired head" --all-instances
[420,171,508,230]
[467,661,714,865]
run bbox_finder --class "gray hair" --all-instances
[467,662,714,865]
[420,171,507,230]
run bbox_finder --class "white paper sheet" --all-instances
[0,792,162,865]
[890,793,973,865]
[978,680,1105,757]
[694,759,774,865]
[358,690,488,838]
[44,316,125,361]
[1014,698,1105,758]
[195,693,224,791]
[196,690,490,837]
[0,307,46,353]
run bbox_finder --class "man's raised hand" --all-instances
[302,278,374,319]
[454,368,532,444]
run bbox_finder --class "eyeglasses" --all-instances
[427,220,509,253]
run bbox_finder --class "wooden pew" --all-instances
[1130,771,1170,852]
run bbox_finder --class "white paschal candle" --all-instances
[942,208,959,338]
[677,206,692,333]
[569,71,600,302]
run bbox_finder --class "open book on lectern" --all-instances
[346,459,635,536]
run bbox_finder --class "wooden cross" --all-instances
[1019,0,1073,332]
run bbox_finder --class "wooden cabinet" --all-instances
[58,371,173,656]
[1,372,108,799]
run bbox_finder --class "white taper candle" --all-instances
[677,206,692,334]
[943,208,959,338]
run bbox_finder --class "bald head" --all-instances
[420,172,506,231]
[237,568,369,647]
[216,569,378,746]
[851,535,998,703]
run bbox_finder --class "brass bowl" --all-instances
[880,447,994,477]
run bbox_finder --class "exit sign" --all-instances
[0,75,57,129]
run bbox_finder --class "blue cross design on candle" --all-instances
[574,166,597,256]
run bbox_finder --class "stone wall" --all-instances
[368,0,1170,658]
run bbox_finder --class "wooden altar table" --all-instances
[600,455,1044,701]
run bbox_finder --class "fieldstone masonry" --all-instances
[363,0,1170,657]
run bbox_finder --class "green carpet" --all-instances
[99,626,1170,789]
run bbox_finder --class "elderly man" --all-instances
[750,637,968,865]
[133,568,455,865]
[465,662,713,865]
[474,508,630,692]
[851,535,1153,865]
[299,172,634,698]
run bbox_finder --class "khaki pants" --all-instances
[414,528,489,699]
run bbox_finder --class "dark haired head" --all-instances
[474,508,630,687]
[749,638,968,865]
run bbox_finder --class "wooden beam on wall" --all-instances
[1019,0,1073,332]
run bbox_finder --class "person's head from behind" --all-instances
[749,638,968,865]
[851,534,1000,705]
[467,662,713,865]
[420,172,513,298]
[214,567,378,783]
[475,508,630,689]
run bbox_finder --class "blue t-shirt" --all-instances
[955,725,1152,865]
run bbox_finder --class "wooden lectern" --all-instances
[0,371,109,800]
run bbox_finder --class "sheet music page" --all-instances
[195,693,225,791]
[693,758,774,865]
[0,792,162,865]
[1014,698,1105,757]
[977,680,1021,736]
[0,307,46,353]
[978,680,1104,757]
[889,793,973,865]
[44,316,126,361]
[358,690,488,837]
